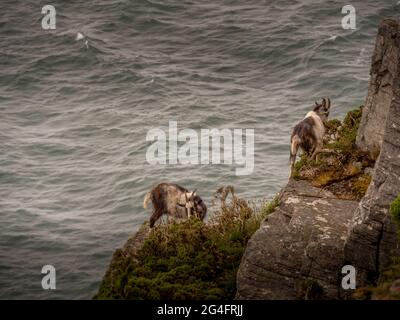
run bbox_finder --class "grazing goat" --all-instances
[143,182,207,228]
[290,98,332,177]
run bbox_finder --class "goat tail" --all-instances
[290,135,300,164]
[143,191,152,209]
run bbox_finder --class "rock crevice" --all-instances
[236,180,358,299]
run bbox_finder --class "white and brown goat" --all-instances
[143,182,207,228]
[289,98,332,177]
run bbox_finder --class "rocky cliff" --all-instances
[236,19,400,299]
[344,19,400,287]
[236,180,357,299]
[96,19,400,300]
[356,19,400,156]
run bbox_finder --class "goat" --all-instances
[143,182,207,228]
[290,98,332,177]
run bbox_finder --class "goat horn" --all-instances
[322,98,326,107]
[327,98,331,109]
[191,189,197,199]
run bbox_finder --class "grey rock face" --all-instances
[236,180,358,299]
[344,60,400,285]
[356,19,400,156]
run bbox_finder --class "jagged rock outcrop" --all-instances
[237,19,400,299]
[344,20,400,286]
[236,180,358,299]
[356,19,400,156]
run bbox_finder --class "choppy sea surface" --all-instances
[0,0,398,299]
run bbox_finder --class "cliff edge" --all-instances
[95,19,400,300]
[236,19,400,299]
[344,19,400,287]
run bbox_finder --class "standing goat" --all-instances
[143,182,207,228]
[290,98,332,177]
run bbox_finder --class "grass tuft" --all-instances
[94,187,280,300]
[390,195,400,232]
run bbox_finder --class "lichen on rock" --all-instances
[236,179,358,299]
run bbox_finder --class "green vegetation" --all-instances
[94,188,280,300]
[293,106,375,200]
[354,257,400,300]
[326,107,362,154]
[352,174,372,198]
[391,195,400,233]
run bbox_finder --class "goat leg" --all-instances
[149,208,163,228]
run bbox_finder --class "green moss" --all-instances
[259,194,280,217]
[353,174,372,198]
[390,195,400,231]
[292,154,309,180]
[293,106,363,177]
[355,257,400,300]
[327,107,362,154]
[312,170,336,187]
[325,119,341,136]
[94,189,279,300]
[292,106,375,200]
